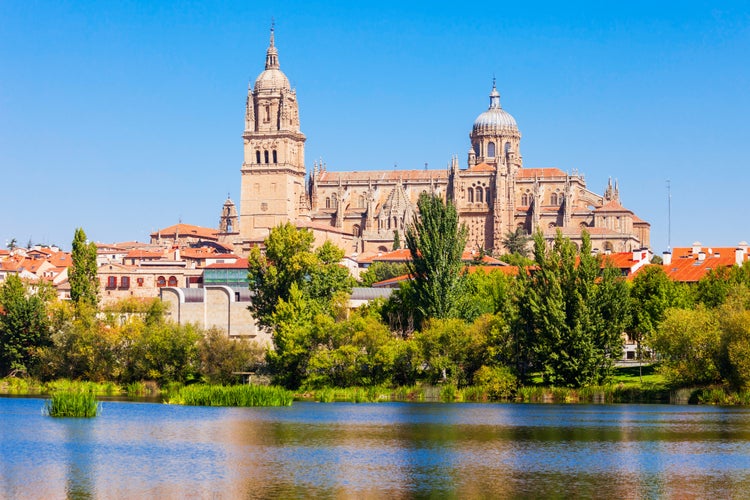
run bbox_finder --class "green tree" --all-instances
[0,275,52,376]
[69,228,99,308]
[392,229,401,250]
[502,227,530,258]
[630,265,680,357]
[519,230,626,387]
[650,306,722,386]
[405,193,468,321]
[359,261,410,287]
[247,223,353,329]
[197,328,265,385]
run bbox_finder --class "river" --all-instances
[2,397,750,498]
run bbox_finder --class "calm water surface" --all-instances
[2,398,750,498]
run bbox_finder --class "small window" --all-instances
[325,197,331,209]
[353,224,361,237]
[137,277,144,287]
[467,187,474,203]
[487,142,496,157]
[157,276,166,287]
[550,193,558,205]
[168,276,178,287]
[521,194,529,206]
[264,151,269,164]
[107,276,117,288]
[120,276,130,289]
[273,150,278,163]
[476,187,483,203]
[255,150,261,164]
[485,187,491,202]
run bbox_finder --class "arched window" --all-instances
[156,276,166,287]
[264,151,269,164]
[550,193,558,205]
[467,187,474,203]
[325,197,331,209]
[265,105,270,122]
[272,150,278,163]
[487,142,496,157]
[255,151,261,164]
[168,276,178,287]
[505,142,511,154]
[521,194,529,206]
[476,187,483,203]
[331,193,338,209]
[485,187,491,202]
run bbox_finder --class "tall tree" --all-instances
[405,193,468,321]
[247,222,353,329]
[69,228,99,308]
[0,275,52,376]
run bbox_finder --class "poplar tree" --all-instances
[405,193,468,321]
[69,227,99,308]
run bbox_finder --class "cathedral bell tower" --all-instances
[239,26,307,243]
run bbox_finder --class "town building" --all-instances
[235,28,650,257]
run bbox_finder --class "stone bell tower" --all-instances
[239,25,307,243]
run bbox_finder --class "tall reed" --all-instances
[45,390,100,418]
[167,384,293,407]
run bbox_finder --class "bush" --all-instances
[472,365,517,400]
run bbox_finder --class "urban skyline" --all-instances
[2,2,749,251]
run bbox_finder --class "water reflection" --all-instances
[3,399,750,497]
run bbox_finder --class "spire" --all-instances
[489,78,501,109]
[265,21,279,70]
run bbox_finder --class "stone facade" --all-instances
[237,29,650,256]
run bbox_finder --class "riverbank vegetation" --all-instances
[3,218,750,406]
[167,384,293,407]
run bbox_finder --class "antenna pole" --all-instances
[667,180,672,251]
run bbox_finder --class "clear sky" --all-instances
[2,1,749,252]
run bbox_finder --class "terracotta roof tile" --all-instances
[516,168,567,179]
[150,223,219,240]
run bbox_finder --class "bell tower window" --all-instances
[488,142,496,157]
[255,150,261,164]
[476,187,483,203]
[467,187,474,203]
[273,150,278,163]
[264,151,269,164]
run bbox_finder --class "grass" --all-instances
[167,384,294,407]
[45,390,100,418]
[299,385,428,403]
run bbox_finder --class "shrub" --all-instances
[472,365,517,400]
[45,390,99,417]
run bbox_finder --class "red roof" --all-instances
[466,162,495,173]
[517,168,567,179]
[150,223,219,241]
[204,258,249,269]
[662,251,744,282]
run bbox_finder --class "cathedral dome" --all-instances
[473,84,518,133]
[254,68,290,91]
[254,26,291,91]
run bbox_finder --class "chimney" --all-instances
[737,247,746,267]
[698,251,706,262]
[632,249,640,262]
[662,251,672,266]
[692,241,702,255]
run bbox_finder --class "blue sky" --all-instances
[2,1,749,251]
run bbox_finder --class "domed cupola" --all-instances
[468,80,522,169]
[472,82,518,134]
[254,26,291,91]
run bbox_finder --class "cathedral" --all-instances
[233,28,650,257]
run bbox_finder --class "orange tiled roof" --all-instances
[125,249,165,259]
[47,252,72,268]
[150,223,219,240]
[594,200,633,214]
[466,162,495,173]
[662,251,743,282]
[204,258,249,269]
[516,168,567,179]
